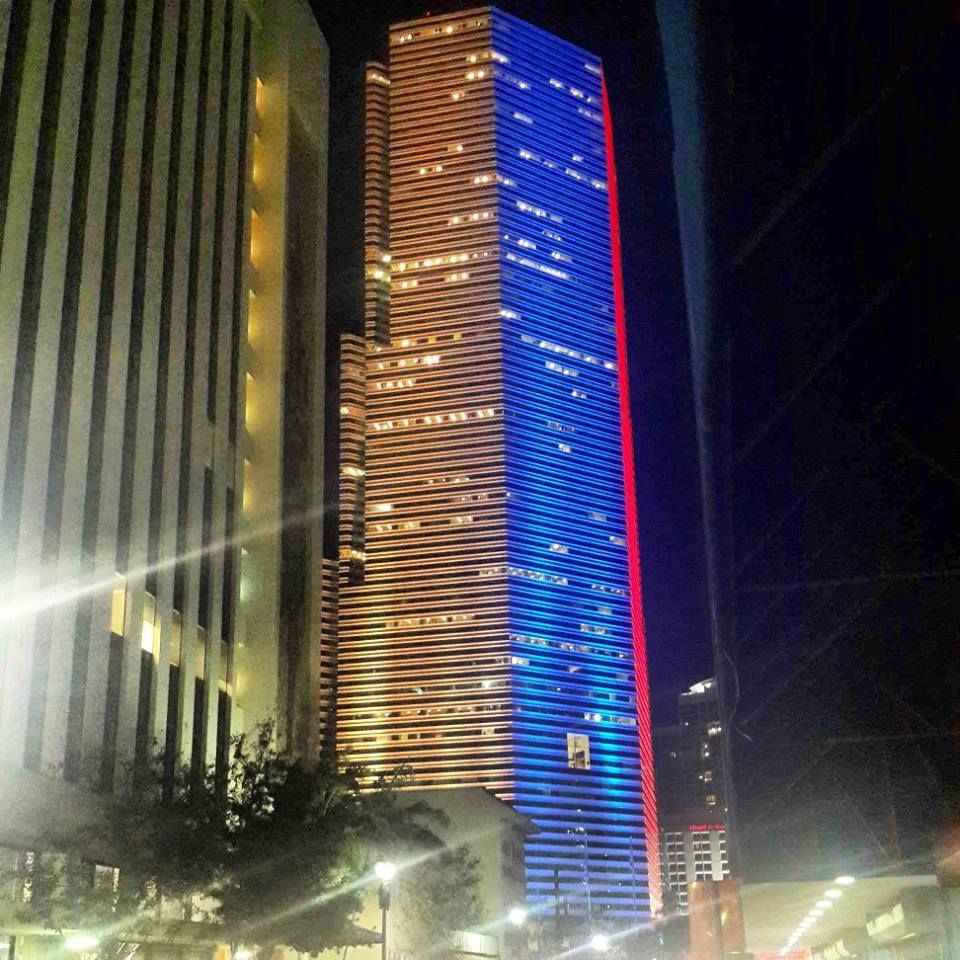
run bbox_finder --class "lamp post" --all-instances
[509,906,528,960]
[375,861,397,960]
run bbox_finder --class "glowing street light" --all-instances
[509,906,528,927]
[234,950,253,960]
[65,935,99,952]
[591,934,610,952]
[824,889,843,899]
[375,861,397,960]
[835,876,856,886]
[816,900,833,909]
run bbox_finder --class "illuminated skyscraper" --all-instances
[337,8,660,917]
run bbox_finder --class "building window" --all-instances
[567,732,590,769]
[111,574,127,636]
[93,863,120,896]
[171,610,182,667]
[141,592,159,655]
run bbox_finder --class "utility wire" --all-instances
[738,567,960,593]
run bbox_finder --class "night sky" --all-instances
[312,0,959,877]
[312,0,710,726]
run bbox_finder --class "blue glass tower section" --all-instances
[491,11,658,920]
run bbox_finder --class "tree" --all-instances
[397,844,484,960]
[212,723,443,953]
[7,721,467,956]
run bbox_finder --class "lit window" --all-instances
[242,458,252,512]
[141,592,159,656]
[567,733,591,770]
[110,574,127,636]
[93,863,119,894]
[245,372,254,429]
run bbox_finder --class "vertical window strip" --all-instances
[175,0,214,604]
[47,0,107,585]
[163,662,181,790]
[76,0,138,789]
[227,17,251,445]
[17,0,76,772]
[148,0,191,581]
[199,467,213,628]
[222,486,235,643]
[0,0,33,259]
[215,687,231,793]
[134,645,154,771]
[0,0,70,579]
[191,676,205,779]
[100,631,125,789]
[116,0,166,573]
[80,0,138,565]
[206,0,234,424]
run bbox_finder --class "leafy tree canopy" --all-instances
[8,722,471,956]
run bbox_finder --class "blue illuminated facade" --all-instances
[494,12,657,920]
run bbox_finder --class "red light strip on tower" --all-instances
[602,75,662,917]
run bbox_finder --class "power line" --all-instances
[738,567,960,594]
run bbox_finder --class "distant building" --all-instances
[655,679,730,909]
[661,823,729,912]
[322,788,538,960]
[656,679,727,822]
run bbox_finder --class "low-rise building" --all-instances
[323,788,538,960]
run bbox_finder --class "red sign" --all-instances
[688,824,725,832]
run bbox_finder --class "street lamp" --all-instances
[65,935,99,952]
[375,861,397,960]
[591,933,609,953]
[509,907,528,927]
[234,950,253,960]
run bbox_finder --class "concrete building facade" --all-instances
[0,0,329,902]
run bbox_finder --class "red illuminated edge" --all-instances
[602,75,662,917]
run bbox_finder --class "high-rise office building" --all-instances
[654,679,730,910]
[655,679,728,822]
[0,0,328,851]
[337,8,659,918]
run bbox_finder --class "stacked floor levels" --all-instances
[337,7,659,918]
